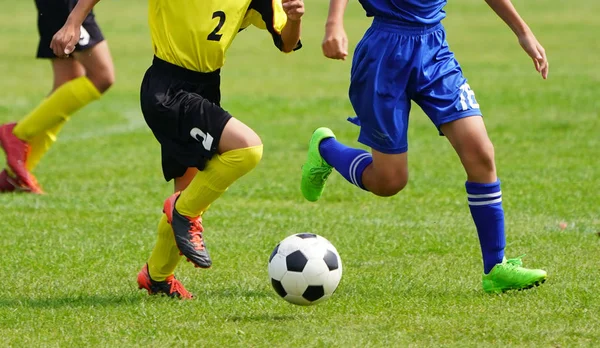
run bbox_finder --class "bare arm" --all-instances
[50,0,100,56]
[281,0,303,53]
[485,0,548,79]
[322,0,349,60]
[326,0,349,26]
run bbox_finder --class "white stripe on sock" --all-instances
[349,153,370,186]
[467,191,502,199]
[468,197,503,206]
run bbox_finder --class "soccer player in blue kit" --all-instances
[301,0,549,293]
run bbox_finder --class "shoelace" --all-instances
[189,218,206,251]
[309,166,332,185]
[167,277,193,299]
[505,254,526,268]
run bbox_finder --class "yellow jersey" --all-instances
[148,0,292,73]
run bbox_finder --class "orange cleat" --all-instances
[0,123,43,194]
[137,264,193,299]
[163,192,212,268]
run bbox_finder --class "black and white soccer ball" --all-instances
[268,233,342,306]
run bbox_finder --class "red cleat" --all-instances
[0,123,43,194]
[137,264,193,299]
[0,169,17,193]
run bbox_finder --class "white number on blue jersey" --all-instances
[459,83,479,111]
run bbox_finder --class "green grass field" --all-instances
[1,0,599,346]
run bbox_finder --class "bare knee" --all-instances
[87,67,115,94]
[218,118,262,153]
[461,140,496,181]
[361,150,409,196]
[372,175,408,197]
[364,165,408,197]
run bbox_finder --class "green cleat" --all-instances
[482,256,547,294]
[301,127,336,202]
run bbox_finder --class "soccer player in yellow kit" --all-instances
[51,0,303,298]
[0,0,114,194]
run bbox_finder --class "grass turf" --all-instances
[0,0,598,346]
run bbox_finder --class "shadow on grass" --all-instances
[205,287,272,299]
[227,313,301,322]
[0,294,143,309]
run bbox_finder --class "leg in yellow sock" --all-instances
[147,215,182,281]
[26,120,67,171]
[147,145,263,278]
[176,145,264,217]
[13,76,100,142]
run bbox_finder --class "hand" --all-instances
[518,30,548,79]
[282,0,304,22]
[50,23,80,57]
[322,23,348,60]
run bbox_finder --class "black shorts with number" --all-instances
[140,56,233,181]
[35,0,104,58]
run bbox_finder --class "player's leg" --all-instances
[72,40,115,94]
[146,122,262,287]
[14,31,113,143]
[170,117,263,265]
[176,117,262,215]
[441,116,505,273]
[303,127,409,198]
[27,40,115,169]
[145,166,197,286]
[442,117,546,292]
[25,58,86,172]
[1,3,111,193]
[302,24,413,201]
[147,120,264,283]
[140,60,262,294]
[416,26,546,292]
[0,58,83,193]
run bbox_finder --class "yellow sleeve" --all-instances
[242,0,302,51]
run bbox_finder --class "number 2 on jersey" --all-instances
[207,11,226,41]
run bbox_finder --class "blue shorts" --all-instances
[349,18,482,154]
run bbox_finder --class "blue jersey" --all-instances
[358,0,447,24]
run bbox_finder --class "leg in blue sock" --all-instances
[466,180,506,273]
[319,138,372,190]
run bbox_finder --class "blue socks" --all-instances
[318,138,504,273]
[319,138,372,190]
[466,180,506,274]
[319,137,505,273]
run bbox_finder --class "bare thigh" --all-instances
[73,41,115,93]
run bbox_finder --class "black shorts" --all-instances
[35,0,105,58]
[140,56,233,181]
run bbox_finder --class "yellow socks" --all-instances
[147,215,182,281]
[12,77,101,169]
[26,121,66,171]
[176,145,263,217]
[14,76,101,140]
[147,145,263,281]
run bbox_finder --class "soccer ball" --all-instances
[268,233,342,305]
